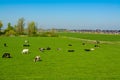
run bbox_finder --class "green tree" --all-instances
[6,22,14,31]
[4,22,16,36]
[27,21,37,36]
[0,21,3,35]
[16,18,25,35]
[14,25,17,32]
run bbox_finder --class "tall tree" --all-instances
[16,18,25,35]
[0,21,3,34]
[27,21,37,35]
[7,22,14,31]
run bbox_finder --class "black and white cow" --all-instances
[23,40,30,47]
[2,53,11,58]
[34,56,41,62]
[39,48,45,52]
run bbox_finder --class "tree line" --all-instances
[0,18,58,37]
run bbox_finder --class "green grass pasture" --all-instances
[59,32,120,41]
[0,36,120,80]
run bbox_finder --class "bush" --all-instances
[5,30,16,36]
[39,32,59,37]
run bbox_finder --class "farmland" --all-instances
[0,33,120,80]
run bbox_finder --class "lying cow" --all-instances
[23,44,30,47]
[68,50,75,52]
[34,56,41,62]
[22,49,29,54]
[2,53,11,58]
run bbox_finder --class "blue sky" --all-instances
[0,0,120,30]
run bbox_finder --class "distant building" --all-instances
[69,29,120,34]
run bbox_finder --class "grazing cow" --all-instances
[34,56,41,62]
[68,50,75,52]
[22,49,29,54]
[39,48,45,52]
[68,44,72,46]
[2,53,11,58]
[23,40,30,47]
[4,43,7,47]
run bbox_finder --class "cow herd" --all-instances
[2,40,41,62]
[1,40,100,62]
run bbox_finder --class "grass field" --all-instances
[59,32,120,41]
[0,33,120,80]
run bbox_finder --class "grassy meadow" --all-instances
[0,33,120,80]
